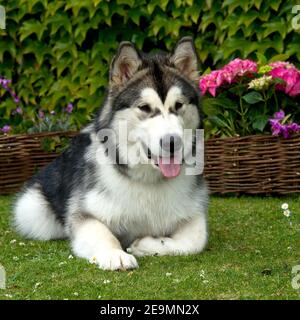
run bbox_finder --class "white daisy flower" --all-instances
[281,203,289,210]
[10,239,17,244]
[103,280,111,284]
[283,209,291,217]
[166,272,172,277]
[34,282,42,289]
[89,256,97,264]
[199,270,205,278]
[73,292,79,296]
[68,255,74,259]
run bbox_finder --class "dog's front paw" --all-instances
[90,249,138,270]
[127,236,168,257]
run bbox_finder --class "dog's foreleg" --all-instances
[128,215,207,257]
[70,217,138,270]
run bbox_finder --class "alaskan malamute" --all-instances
[13,37,208,270]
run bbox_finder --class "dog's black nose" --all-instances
[160,134,182,154]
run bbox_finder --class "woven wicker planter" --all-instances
[205,133,300,194]
[1,131,300,195]
[0,131,76,195]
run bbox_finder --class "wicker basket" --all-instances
[204,133,300,194]
[0,131,76,194]
[1,131,300,195]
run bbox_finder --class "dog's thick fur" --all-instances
[13,37,209,270]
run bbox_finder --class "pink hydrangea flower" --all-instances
[199,71,220,96]
[269,61,295,69]
[269,62,300,96]
[199,58,257,96]
[225,58,257,77]
[289,79,300,96]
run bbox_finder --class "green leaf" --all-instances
[262,18,287,39]
[252,115,269,132]
[269,0,281,11]
[202,99,222,116]
[202,97,237,116]
[269,54,290,63]
[252,0,263,10]
[255,52,267,65]
[46,13,72,35]
[117,0,135,6]
[223,37,257,59]
[242,92,264,104]
[19,20,46,41]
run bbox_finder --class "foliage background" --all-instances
[0,0,300,133]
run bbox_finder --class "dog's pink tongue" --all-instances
[158,157,181,178]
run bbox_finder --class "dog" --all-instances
[13,37,209,270]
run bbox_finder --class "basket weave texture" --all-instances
[205,133,300,194]
[1,131,300,195]
[0,131,76,194]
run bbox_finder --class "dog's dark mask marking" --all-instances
[105,37,200,115]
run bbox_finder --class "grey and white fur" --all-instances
[13,37,209,270]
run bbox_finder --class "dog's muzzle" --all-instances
[160,134,182,155]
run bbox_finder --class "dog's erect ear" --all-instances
[170,37,199,82]
[110,42,142,86]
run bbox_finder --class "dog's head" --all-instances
[98,37,202,181]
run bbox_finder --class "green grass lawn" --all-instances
[0,195,300,300]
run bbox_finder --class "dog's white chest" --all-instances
[83,174,199,243]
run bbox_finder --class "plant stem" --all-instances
[262,90,268,115]
[239,94,248,135]
[273,86,279,111]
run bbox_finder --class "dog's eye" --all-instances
[138,104,151,113]
[175,102,183,111]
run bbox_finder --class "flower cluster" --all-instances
[269,62,300,97]
[199,58,258,96]
[199,56,300,138]
[1,124,11,134]
[269,110,300,138]
[0,77,22,134]
[0,76,76,134]
[0,77,20,104]
[200,59,300,98]
[248,75,273,90]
